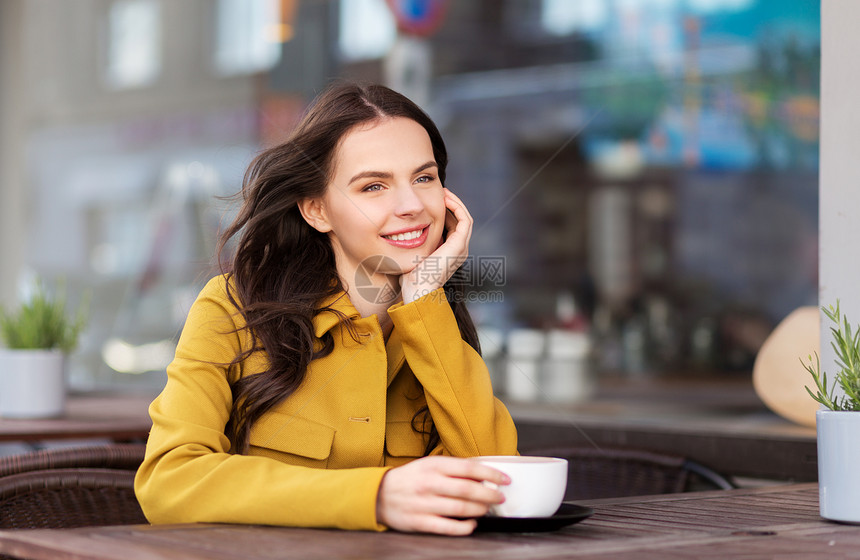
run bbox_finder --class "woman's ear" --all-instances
[297,198,333,233]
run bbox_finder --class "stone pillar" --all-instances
[820,1,860,384]
[0,1,26,308]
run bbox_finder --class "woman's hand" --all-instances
[399,189,473,304]
[376,456,509,535]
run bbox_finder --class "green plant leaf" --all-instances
[0,278,88,352]
[804,299,860,411]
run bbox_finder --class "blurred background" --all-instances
[0,0,820,395]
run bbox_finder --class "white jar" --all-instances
[543,329,593,403]
[0,348,66,418]
[817,409,860,523]
[505,329,545,402]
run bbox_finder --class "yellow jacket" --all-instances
[135,276,518,530]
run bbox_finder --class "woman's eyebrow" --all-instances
[413,161,438,173]
[347,161,438,185]
[348,170,392,185]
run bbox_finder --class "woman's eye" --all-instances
[415,175,435,184]
[362,183,384,192]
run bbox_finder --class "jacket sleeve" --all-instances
[134,278,389,530]
[387,289,518,457]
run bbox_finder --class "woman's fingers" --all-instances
[442,188,473,250]
[420,474,504,509]
[411,494,493,519]
[376,456,511,535]
[398,189,474,303]
[432,456,510,487]
[401,514,478,536]
[412,458,508,507]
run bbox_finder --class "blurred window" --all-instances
[104,0,162,90]
[688,0,755,14]
[541,0,607,36]
[339,0,396,61]
[214,0,282,76]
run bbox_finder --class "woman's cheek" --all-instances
[426,192,447,248]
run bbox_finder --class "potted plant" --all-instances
[0,279,87,418]
[803,300,860,523]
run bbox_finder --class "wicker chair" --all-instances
[0,444,148,529]
[525,445,735,501]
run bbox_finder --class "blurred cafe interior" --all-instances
[0,0,821,419]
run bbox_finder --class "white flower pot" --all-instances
[0,348,66,418]
[817,409,860,523]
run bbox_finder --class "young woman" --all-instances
[134,82,519,536]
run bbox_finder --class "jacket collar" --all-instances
[312,291,406,386]
[313,291,361,338]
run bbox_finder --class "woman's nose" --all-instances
[393,185,425,216]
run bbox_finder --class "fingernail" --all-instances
[502,474,511,484]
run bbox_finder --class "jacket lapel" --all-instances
[385,328,406,387]
[313,290,406,387]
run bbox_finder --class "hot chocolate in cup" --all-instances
[476,456,568,518]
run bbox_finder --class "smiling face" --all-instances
[299,117,446,296]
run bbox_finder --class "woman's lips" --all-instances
[381,226,429,249]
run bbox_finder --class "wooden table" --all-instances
[0,484,851,559]
[0,393,153,443]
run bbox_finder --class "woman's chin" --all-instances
[392,252,434,275]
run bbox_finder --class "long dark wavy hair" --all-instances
[217,82,481,454]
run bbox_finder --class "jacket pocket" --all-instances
[384,420,427,461]
[248,412,336,468]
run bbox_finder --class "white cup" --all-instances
[476,455,568,518]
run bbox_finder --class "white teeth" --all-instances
[384,229,423,241]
